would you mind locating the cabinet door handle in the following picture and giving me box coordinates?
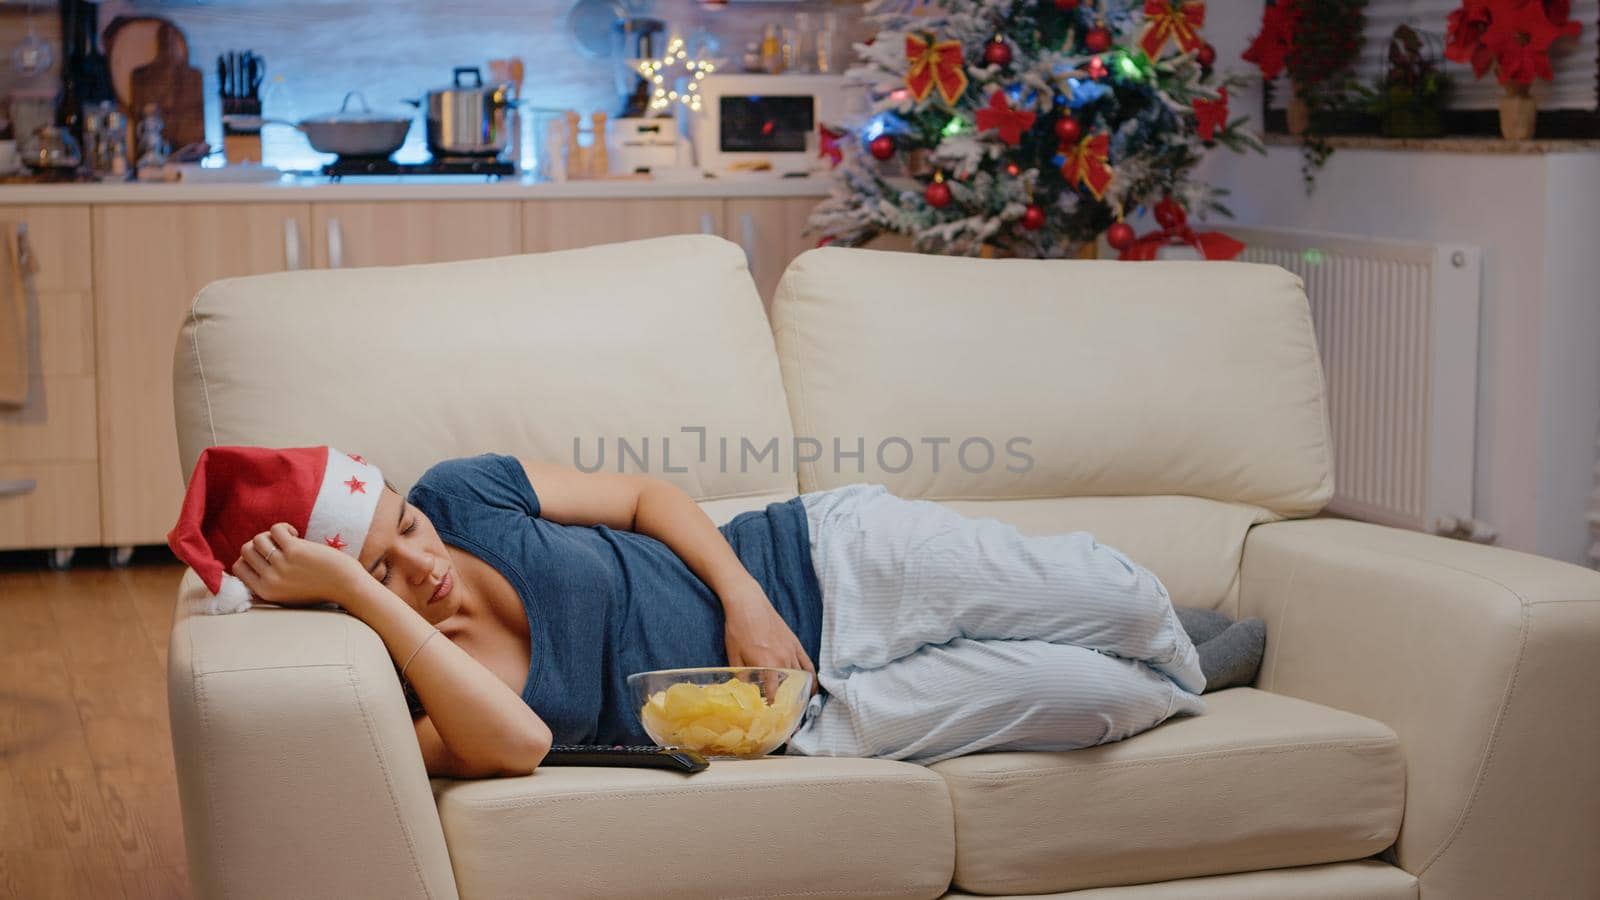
[14,222,38,275]
[283,217,302,271]
[327,216,344,269]
[0,478,38,498]
[738,213,756,267]
[699,212,715,235]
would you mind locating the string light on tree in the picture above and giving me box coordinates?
[635,36,719,113]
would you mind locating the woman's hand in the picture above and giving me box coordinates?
[721,580,819,697]
[231,523,369,611]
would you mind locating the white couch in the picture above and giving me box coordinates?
[167,235,1600,899]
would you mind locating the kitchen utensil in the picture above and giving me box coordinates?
[12,5,54,77]
[626,667,813,760]
[410,67,513,158]
[614,17,665,118]
[128,21,204,150]
[104,15,186,110]
[20,126,83,170]
[225,91,411,159]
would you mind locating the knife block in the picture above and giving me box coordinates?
[222,129,262,164]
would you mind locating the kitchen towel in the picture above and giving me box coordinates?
[0,222,37,408]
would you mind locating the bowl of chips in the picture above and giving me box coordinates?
[627,667,814,760]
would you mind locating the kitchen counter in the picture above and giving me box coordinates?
[0,173,835,204]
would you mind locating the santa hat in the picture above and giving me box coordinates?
[167,446,385,615]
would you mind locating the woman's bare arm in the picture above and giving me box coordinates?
[344,579,553,776]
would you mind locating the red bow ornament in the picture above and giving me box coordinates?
[1061,132,1113,200]
[1192,87,1228,141]
[1242,1,1301,81]
[906,34,969,105]
[974,91,1037,145]
[818,125,845,167]
[1140,0,1207,58]
[1118,198,1244,261]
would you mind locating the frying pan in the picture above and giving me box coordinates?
[224,91,412,158]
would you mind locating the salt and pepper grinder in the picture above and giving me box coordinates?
[590,111,608,177]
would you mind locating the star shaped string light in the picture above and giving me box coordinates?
[635,36,720,113]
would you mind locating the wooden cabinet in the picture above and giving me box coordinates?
[0,206,100,550]
[725,197,821,309]
[522,199,722,253]
[92,203,312,546]
[311,202,522,269]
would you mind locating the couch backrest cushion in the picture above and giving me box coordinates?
[173,235,797,502]
[770,248,1334,518]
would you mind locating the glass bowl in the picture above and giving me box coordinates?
[626,666,813,760]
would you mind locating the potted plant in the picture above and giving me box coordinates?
[1369,25,1452,138]
[1244,0,1368,136]
[1444,0,1582,140]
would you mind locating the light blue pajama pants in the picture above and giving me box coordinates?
[784,483,1207,766]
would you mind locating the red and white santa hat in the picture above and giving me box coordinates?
[167,445,385,615]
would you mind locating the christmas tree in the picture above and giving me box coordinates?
[810,0,1257,258]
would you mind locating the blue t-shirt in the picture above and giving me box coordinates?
[407,454,822,745]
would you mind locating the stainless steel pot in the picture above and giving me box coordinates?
[415,67,513,157]
[225,91,412,159]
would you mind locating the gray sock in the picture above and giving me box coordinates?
[1174,606,1233,646]
[1196,617,1266,693]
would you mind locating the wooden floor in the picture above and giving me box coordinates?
[0,552,191,900]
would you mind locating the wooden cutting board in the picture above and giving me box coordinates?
[105,15,188,111]
[128,21,205,152]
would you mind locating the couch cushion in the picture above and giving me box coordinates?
[174,235,797,502]
[928,688,1404,894]
[434,755,954,900]
[770,248,1333,518]
[938,860,1417,899]
[934,495,1275,613]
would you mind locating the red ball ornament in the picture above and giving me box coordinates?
[984,37,1013,67]
[1021,204,1045,231]
[1106,222,1136,251]
[1197,43,1217,68]
[1054,117,1081,144]
[1084,27,1112,54]
[1054,0,1080,8]
[1154,197,1185,229]
[925,177,952,209]
[869,134,895,160]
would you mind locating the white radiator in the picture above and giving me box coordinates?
[1225,225,1490,540]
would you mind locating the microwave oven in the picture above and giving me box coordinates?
[693,74,856,176]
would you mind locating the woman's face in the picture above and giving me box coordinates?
[357,487,462,625]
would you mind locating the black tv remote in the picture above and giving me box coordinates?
[541,744,709,774]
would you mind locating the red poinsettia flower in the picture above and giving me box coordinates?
[1242,1,1302,80]
[1445,0,1495,77]
[1483,0,1582,85]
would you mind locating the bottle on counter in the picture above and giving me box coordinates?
[760,23,784,74]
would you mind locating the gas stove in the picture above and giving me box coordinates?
[321,156,515,180]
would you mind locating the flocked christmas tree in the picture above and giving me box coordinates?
[811,0,1259,258]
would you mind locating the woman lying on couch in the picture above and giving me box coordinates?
[168,445,1264,777]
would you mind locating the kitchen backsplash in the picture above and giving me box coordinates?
[5,0,865,169]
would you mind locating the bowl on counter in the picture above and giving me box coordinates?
[627,666,813,760]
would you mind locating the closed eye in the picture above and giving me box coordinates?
[379,517,421,585]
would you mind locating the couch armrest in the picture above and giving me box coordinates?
[168,570,459,900]
[1239,519,1600,899]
